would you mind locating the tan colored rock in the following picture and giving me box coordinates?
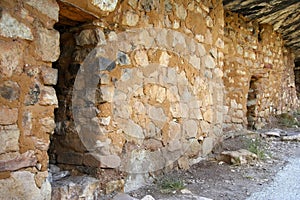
[40,117,56,134]
[39,86,58,106]
[0,171,51,200]
[92,0,118,12]
[0,40,23,78]
[134,50,149,67]
[0,107,18,125]
[175,4,187,20]
[0,125,19,154]
[220,149,258,165]
[52,176,101,199]
[122,11,139,27]
[178,156,189,170]
[25,0,59,22]
[40,67,58,85]
[35,27,60,62]
[202,137,214,156]
[0,12,33,40]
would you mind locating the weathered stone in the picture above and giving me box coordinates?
[141,195,156,200]
[100,86,114,102]
[75,29,97,46]
[159,51,170,67]
[25,84,40,106]
[0,125,20,154]
[220,149,257,165]
[39,86,58,106]
[92,0,118,12]
[0,171,51,200]
[117,51,131,65]
[106,179,125,194]
[178,156,189,170]
[203,109,214,123]
[168,121,182,140]
[25,0,59,22]
[148,106,167,128]
[0,107,18,125]
[22,111,32,136]
[170,103,188,118]
[134,50,149,67]
[175,4,187,20]
[202,137,214,156]
[0,81,20,101]
[189,55,201,69]
[282,133,300,142]
[117,119,144,139]
[0,41,23,78]
[122,11,139,27]
[202,55,216,69]
[40,117,56,134]
[183,120,198,138]
[32,136,50,151]
[0,12,33,40]
[143,139,162,151]
[34,171,48,188]
[51,176,101,199]
[41,67,58,85]
[112,193,138,200]
[168,139,181,152]
[128,0,138,9]
[35,27,60,62]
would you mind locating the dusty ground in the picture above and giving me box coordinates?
[125,121,300,200]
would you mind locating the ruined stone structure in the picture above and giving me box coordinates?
[0,0,299,199]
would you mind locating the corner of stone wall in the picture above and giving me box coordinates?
[0,0,60,199]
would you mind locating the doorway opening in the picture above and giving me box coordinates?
[247,76,259,129]
[295,60,300,99]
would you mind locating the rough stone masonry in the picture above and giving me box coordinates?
[0,0,299,199]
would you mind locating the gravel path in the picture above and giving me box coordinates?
[247,148,300,200]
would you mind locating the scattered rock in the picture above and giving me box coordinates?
[220,149,257,165]
[281,133,300,142]
[51,176,101,199]
[141,194,156,200]
[112,193,138,200]
[181,188,192,194]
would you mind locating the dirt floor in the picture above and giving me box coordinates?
[124,117,300,200]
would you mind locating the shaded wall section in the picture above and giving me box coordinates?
[0,0,60,199]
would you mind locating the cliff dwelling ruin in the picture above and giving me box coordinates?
[0,0,299,199]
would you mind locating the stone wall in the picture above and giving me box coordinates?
[1,0,300,198]
[50,0,225,192]
[0,0,60,199]
[223,11,299,131]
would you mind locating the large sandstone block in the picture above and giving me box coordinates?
[0,107,18,125]
[25,0,59,22]
[35,27,60,62]
[0,125,20,154]
[0,12,33,40]
[0,171,51,200]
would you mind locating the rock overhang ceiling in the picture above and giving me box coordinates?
[223,0,300,63]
